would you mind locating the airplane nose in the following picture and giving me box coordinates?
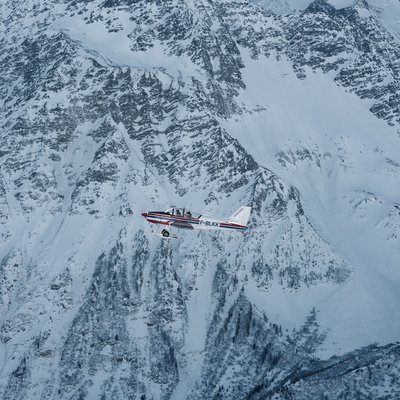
[141,212,148,218]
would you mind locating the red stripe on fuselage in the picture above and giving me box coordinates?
[146,219,171,226]
[220,222,247,229]
[147,213,247,230]
[148,212,197,222]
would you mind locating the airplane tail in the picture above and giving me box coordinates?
[228,206,251,226]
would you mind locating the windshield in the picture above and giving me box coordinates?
[164,208,201,218]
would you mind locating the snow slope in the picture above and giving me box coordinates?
[225,51,400,355]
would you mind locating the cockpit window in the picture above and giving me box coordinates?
[164,208,200,218]
[184,210,200,219]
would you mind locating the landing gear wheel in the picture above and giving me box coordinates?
[161,229,170,237]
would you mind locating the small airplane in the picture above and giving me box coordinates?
[141,206,251,238]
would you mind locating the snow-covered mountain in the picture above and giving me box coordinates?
[1,0,400,398]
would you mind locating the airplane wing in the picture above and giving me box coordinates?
[171,221,194,230]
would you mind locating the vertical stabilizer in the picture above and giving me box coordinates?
[228,206,251,226]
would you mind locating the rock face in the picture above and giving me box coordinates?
[0,0,400,399]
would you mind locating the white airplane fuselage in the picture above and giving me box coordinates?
[141,211,248,232]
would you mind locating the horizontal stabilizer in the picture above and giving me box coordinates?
[228,206,251,227]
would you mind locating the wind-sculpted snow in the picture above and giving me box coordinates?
[250,343,400,399]
[377,203,400,241]
[0,0,400,399]
[222,0,400,129]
